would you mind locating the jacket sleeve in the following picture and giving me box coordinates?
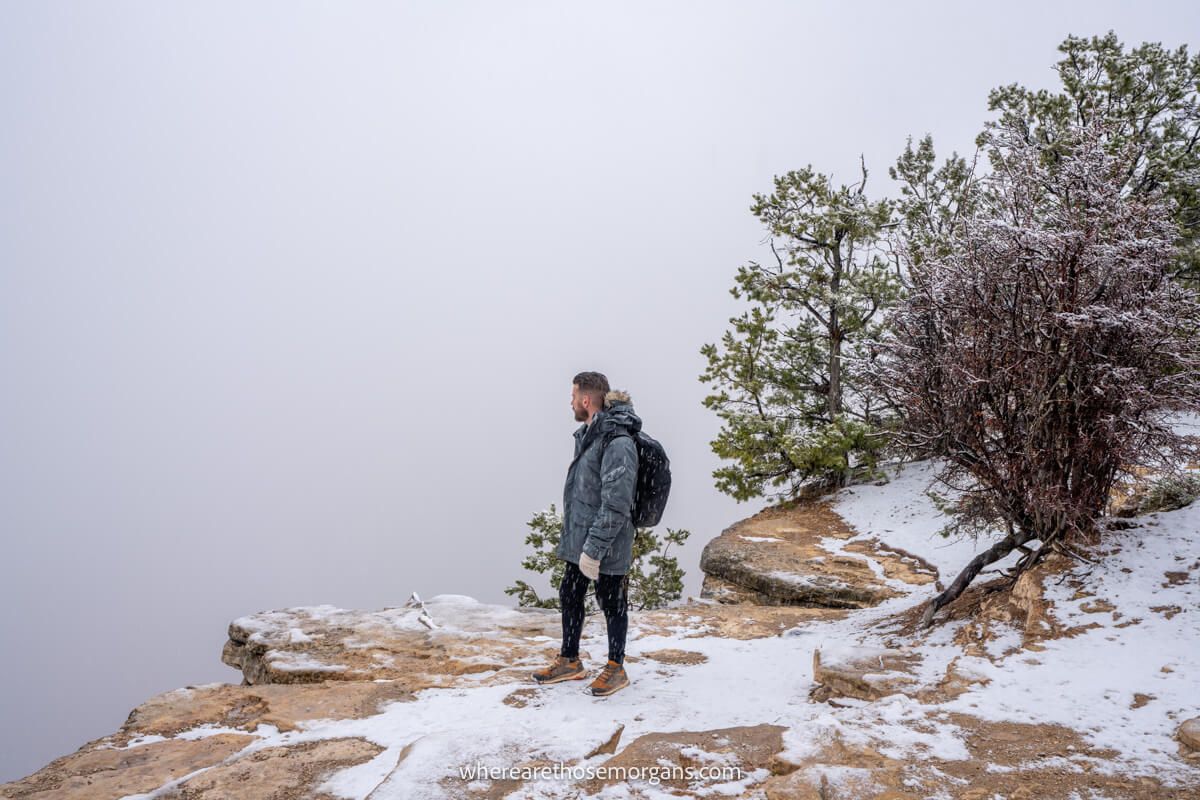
[581,435,638,562]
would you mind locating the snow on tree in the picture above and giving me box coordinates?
[983,31,1200,286]
[866,113,1200,626]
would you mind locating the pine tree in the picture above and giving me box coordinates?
[699,160,901,501]
[983,31,1200,286]
[889,134,980,267]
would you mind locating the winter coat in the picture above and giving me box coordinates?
[557,390,641,575]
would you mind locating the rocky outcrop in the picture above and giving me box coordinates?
[0,682,404,800]
[699,500,937,608]
[0,733,259,800]
[124,681,417,734]
[5,580,1193,800]
[221,594,563,687]
[7,467,1199,800]
[2,597,851,800]
[218,593,848,687]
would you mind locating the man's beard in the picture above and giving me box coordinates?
[574,406,587,422]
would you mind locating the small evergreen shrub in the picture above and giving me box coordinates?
[505,503,690,613]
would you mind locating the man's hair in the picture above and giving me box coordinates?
[573,371,609,407]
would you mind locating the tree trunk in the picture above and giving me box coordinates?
[919,528,1039,627]
[828,236,844,420]
[829,234,849,487]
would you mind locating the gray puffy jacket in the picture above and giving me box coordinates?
[557,390,641,575]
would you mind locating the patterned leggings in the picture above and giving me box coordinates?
[558,559,630,665]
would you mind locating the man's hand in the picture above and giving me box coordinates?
[579,552,601,580]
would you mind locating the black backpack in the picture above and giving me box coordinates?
[605,429,672,528]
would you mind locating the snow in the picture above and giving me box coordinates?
[233,595,559,649]
[820,452,1199,783]
[813,642,891,670]
[267,652,348,673]
[936,505,1200,778]
[829,458,1023,582]
[287,627,313,644]
[764,570,851,591]
[979,623,1023,660]
[109,734,168,750]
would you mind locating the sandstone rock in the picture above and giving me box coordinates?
[0,680,421,800]
[699,501,935,609]
[501,687,539,708]
[951,554,1079,657]
[636,599,847,640]
[764,712,1160,800]
[221,594,847,688]
[700,572,786,604]
[763,768,903,800]
[641,648,708,665]
[580,724,785,796]
[1179,717,1200,753]
[762,736,910,800]
[124,681,414,735]
[0,734,254,800]
[811,644,920,701]
[584,724,624,758]
[160,737,383,799]
[925,656,991,702]
[222,594,564,686]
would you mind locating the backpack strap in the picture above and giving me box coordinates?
[601,428,634,450]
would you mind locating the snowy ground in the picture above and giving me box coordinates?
[119,451,1200,799]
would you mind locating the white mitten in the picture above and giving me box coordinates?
[579,552,601,580]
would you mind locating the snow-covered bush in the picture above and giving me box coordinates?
[868,114,1200,624]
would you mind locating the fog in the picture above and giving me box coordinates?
[2,0,1195,783]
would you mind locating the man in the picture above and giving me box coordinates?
[530,371,640,697]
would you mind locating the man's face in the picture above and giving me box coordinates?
[571,384,591,422]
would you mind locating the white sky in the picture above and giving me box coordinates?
[1,0,1196,784]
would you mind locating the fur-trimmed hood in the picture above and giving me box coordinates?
[592,389,641,437]
[604,389,632,409]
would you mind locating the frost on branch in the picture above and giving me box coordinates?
[867,115,1200,626]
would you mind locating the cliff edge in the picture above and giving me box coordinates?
[3,458,1198,799]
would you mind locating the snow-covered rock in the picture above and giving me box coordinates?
[1180,718,1200,757]
[811,643,921,702]
[222,595,564,687]
[699,499,937,608]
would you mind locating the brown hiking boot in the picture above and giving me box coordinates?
[588,659,629,697]
[531,655,586,684]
